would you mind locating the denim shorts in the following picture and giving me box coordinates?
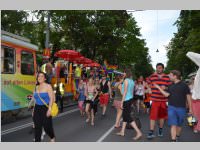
[168,105,186,126]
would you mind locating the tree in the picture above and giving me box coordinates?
[166,10,200,78]
[1,10,153,77]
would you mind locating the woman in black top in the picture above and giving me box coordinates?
[99,74,112,116]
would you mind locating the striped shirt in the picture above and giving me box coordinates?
[148,73,171,102]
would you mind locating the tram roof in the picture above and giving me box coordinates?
[1,30,38,51]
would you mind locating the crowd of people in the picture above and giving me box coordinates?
[28,59,200,142]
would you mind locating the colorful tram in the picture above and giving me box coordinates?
[1,30,38,119]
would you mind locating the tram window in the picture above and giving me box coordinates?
[21,51,34,75]
[1,46,15,74]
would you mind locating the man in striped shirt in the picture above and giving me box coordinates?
[147,63,171,139]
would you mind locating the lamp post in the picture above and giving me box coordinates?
[43,11,51,62]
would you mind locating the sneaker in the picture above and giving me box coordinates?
[158,129,163,137]
[147,132,155,139]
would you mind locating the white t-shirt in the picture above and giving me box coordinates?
[187,52,200,100]
[135,84,145,96]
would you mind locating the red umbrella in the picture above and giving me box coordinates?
[82,58,93,64]
[54,50,81,61]
[74,57,93,64]
[72,56,86,64]
[84,62,100,67]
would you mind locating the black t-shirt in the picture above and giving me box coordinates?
[167,81,191,108]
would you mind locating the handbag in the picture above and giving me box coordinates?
[37,87,59,117]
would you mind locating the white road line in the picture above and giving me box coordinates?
[97,118,123,142]
[96,124,115,142]
[1,108,79,136]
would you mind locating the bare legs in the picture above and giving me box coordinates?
[102,105,107,115]
[150,119,164,130]
[91,109,94,126]
[115,108,122,127]
[171,125,182,140]
[85,103,94,125]
[85,103,90,122]
[117,121,142,140]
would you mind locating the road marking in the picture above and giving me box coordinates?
[1,108,79,136]
[97,118,122,142]
[96,124,115,142]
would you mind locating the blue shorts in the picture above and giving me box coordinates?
[168,105,186,126]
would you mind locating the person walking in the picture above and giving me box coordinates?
[147,63,171,139]
[135,76,145,114]
[154,70,192,141]
[93,77,101,115]
[187,52,200,133]
[113,76,124,128]
[189,75,200,133]
[75,65,82,89]
[85,77,98,126]
[99,74,112,117]
[28,96,46,141]
[77,79,86,116]
[33,71,56,142]
[55,78,64,113]
[116,69,142,140]
[143,79,151,114]
[45,59,53,84]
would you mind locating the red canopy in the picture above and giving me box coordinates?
[72,56,86,64]
[54,50,81,61]
[84,62,101,67]
[74,57,93,64]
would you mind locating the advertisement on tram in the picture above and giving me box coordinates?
[1,30,38,113]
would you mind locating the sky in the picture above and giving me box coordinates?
[129,10,180,69]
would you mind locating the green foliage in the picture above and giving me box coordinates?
[166,10,200,78]
[1,10,154,77]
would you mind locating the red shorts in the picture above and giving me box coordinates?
[100,94,109,105]
[150,101,168,120]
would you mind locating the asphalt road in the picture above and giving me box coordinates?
[1,103,200,142]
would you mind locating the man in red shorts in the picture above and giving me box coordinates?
[147,63,171,139]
